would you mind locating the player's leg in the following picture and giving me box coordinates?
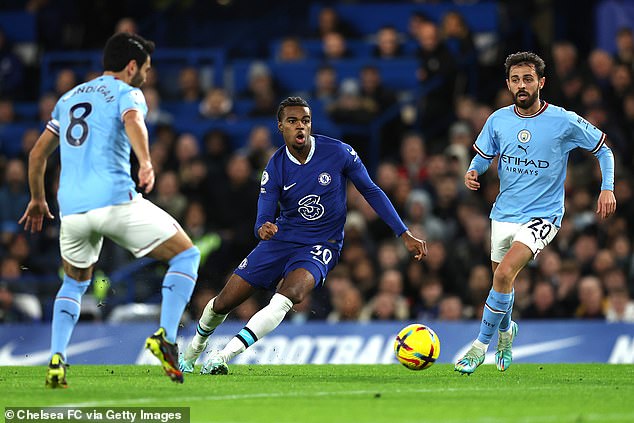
[494,219,557,371]
[47,213,101,388]
[106,196,197,383]
[180,274,256,373]
[455,243,530,374]
[202,268,314,375]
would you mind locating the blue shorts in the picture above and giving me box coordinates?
[234,239,340,291]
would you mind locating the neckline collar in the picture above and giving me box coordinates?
[285,135,315,164]
[513,100,548,118]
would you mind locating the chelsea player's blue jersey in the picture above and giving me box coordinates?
[257,134,407,249]
[470,101,613,226]
[46,75,147,217]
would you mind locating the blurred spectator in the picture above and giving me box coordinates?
[0,159,29,239]
[313,6,357,39]
[359,65,397,113]
[143,86,173,126]
[613,27,634,68]
[440,10,477,94]
[555,259,582,316]
[360,291,409,321]
[523,280,564,319]
[0,97,15,123]
[276,36,306,62]
[174,133,201,169]
[54,69,77,96]
[546,41,583,110]
[587,49,614,94]
[575,276,606,319]
[414,19,457,138]
[114,17,138,34]
[0,29,24,98]
[240,125,276,174]
[404,189,446,242]
[0,282,34,322]
[605,286,634,322]
[321,31,351,61]
[327,78,378,125]
[453,212,490,282]
[152,170,187,221]
[438,294,464,321]
[178,67,203,102]
[396,131,427,186]
[202,129,232,179]
[179,157,208,201]
[38,92,57,123]
[311,64,338,106]
[327,284,363,322]
[241,61,280,102]
[199,87,234,120]
[411,276,443,320]
[372,25,405,59]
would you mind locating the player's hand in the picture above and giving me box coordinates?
[464,170,480,191]
[401,230,427,261]
[258,222,278,240]
[18,199,54,233]
[596,189,616,219]
[137,162,155,193]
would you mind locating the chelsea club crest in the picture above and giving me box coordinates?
[517,129,531,143]
[318,172,332,186]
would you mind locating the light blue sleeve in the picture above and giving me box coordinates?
[563,111,605,152]
[119,87,148,119]
[46,101,62,136]
[595,143,615,191]
[468,114,497,175]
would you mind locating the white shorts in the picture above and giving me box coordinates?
[60,194,181,268]
[490,218,559,263]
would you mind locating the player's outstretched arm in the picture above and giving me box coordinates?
[596,190,616,219]
[401,230,427,261]
[19,129,58,233]
[464,170,480,191]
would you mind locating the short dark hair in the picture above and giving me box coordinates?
[277,96,310,121]
[504,51,546,78]
[103,32,155,72]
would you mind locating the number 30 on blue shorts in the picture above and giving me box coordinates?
[233,239,340,291]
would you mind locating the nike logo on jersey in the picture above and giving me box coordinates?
[283,183,297,191]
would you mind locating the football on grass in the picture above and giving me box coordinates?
[394,323,440,370]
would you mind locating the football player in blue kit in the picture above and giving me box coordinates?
[20,33,198,386]
[180,96,427,374]
[454,52,616,375]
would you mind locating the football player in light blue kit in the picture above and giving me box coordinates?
[179,96,427,374]
[19,33,199,386]
[454,52,617,374]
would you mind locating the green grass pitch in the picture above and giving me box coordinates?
[2,364,634,423]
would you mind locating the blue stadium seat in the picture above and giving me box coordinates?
[0,11,36,42]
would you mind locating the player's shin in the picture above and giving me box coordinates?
[498,289,515,332]
[50,276,90,358]
[219,293,293,362]
[476,289,513,346]
[159,247,199,343]
[192,297,227,347]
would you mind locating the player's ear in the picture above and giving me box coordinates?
[539,76,545,90]
[277,122,283,132]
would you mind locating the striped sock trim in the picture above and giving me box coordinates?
[236,327,258,349]
[196,323,214,337]
[484,302,507,315]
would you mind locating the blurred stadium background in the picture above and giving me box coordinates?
[0,0,633,365]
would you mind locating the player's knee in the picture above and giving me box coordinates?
[493,264,515,288]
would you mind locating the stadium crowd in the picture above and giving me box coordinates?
[1,1,634,325]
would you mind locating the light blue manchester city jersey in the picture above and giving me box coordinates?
[46,75,147,216]
[470,101,611,225]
